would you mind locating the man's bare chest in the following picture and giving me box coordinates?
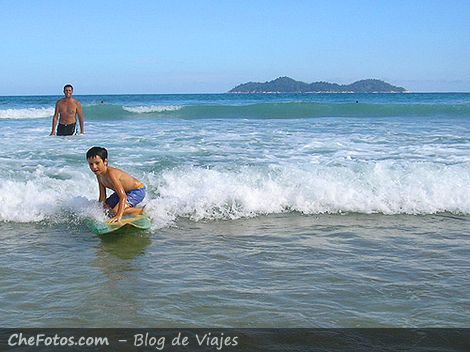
[59,102,77,115]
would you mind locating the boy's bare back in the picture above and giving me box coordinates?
[97,166,143,193]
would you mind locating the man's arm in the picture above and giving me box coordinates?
[50,101,59,135]
[76,101,85,134]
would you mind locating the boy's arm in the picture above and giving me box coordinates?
[98,180,107,204]
[108,171,127,223]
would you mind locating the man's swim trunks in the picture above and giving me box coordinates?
[106,187,146,209]
[57,123,76,136]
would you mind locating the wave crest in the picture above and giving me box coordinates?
[0,107,54,120]
[1,163,468,226]
[122,105,182,113]
[144,162,470,227]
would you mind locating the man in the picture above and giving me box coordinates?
[50,84,85,136]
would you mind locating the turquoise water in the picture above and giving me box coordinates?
[0,93,469,327]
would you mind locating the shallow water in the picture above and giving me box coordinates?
[1,93,469,327]
[1,213,468,327]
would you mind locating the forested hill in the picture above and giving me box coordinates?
[229,77,406,93]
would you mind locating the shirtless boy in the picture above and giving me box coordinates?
[86,147,146,223]
[50,84,85,136]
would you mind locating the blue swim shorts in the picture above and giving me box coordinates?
[106,187,146,209]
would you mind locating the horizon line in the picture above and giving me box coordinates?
[2,91,470,97]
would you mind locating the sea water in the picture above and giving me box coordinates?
[0,93,469,327]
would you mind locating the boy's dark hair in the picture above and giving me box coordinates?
[64,84,73,90]
[86,147,108,161]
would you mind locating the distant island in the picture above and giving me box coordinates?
[228,77,407,93]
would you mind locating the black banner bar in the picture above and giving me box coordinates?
[0,328,468,351]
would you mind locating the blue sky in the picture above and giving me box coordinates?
[1,0,469,94]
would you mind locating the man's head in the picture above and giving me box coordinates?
[86,147,108,175]
[63,84,73,98]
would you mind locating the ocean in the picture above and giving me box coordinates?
[0,93,469,327]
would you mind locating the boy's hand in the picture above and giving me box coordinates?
[108,215,122,224]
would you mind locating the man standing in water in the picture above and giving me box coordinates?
[50,84,85,136]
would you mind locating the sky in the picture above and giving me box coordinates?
[1,0,469,94]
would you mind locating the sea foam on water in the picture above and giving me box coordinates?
[1,161,468,225]
[143,161,470,227]
[0,107,54,120]
[0,93,469,227]
[122,105,182,113]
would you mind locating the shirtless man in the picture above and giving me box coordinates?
[86,147,146,223]
[50,84,85,136]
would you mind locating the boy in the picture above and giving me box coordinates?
[86,147,146,223]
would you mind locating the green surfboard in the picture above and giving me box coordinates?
[88,214,151,235]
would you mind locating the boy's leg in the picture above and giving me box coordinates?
[123,207,144,216]
[124,187,146,216]
[105,193,119,215]
[110,188,146,218]
[111,203,144,217]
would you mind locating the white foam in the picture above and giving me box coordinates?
[1,162,468,226]
[122,105,182,113]
[0,167,99,223]
[0,107,54,119]
[142,162,470,227]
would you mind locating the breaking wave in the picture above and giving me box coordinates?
[1,162,468,227]
[3,102,469,120]
[0,107,54,120]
